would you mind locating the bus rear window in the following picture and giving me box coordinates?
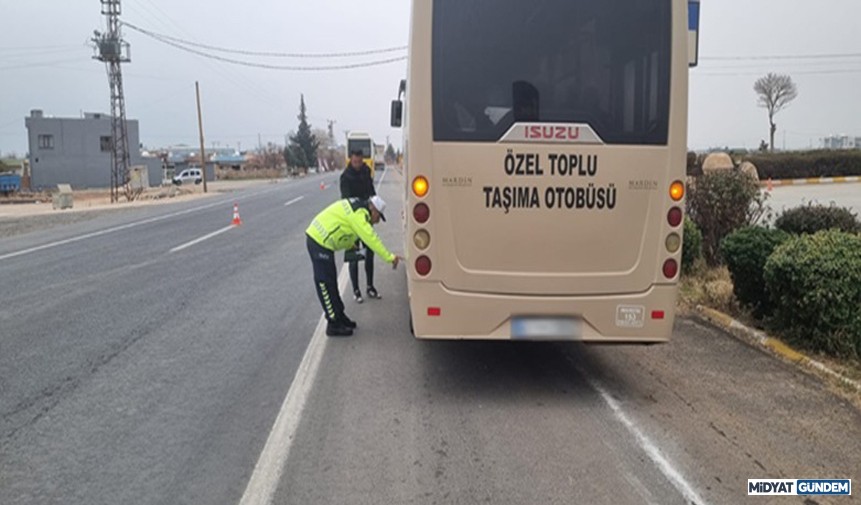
[432,0,672,145]
[347,140,373,158]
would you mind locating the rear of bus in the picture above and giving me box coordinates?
[346,132,376,178]
[396,0,698,342]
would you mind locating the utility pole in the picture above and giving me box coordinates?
[196,81,208,193]
[327,119,336,141]
[92,0,132,203]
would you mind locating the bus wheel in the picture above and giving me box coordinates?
[408,311,415,336]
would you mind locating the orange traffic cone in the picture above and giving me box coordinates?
[232,202,242,226]
[766,177,774,192]
[320,181,326,190]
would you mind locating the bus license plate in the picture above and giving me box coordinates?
[511,317,582,340]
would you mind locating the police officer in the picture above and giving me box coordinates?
[340,148,378,303]
[305,195,402,337]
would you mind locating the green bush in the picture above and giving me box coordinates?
[720,226,790,317]
[687,169,768,265]
[686,151,702,177]
[744,150,861,180]
[764,230,861,358]
[775,203,861,235]
[682,217,703,273]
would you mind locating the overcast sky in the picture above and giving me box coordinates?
[1,0,860,156]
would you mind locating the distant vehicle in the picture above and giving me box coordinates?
[172,168,202,185]
[374,143,386,173]
[0,173,22,195]
[345,132,375,178]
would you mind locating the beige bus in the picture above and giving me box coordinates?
[391,0,700,341]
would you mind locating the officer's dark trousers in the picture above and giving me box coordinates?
[306,235,344,322]
[349,246,374,292]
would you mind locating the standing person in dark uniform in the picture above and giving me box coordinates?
[340,148,380,303]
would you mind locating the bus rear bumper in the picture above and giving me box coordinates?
[409,282,678,342]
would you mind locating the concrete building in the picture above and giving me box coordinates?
[25,109,162,189]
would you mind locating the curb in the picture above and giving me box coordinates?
[694,305,861,394]
[761,176,861,188]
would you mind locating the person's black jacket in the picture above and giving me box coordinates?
[340,163,375,200]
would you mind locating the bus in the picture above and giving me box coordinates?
[390,0,700,342]
[345,131,376,178]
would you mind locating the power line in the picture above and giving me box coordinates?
[702,52,861,61]
[695,68,861,77]
[123,2,284,106]
[122,21,406,58]
[127,25,407,71]
[0,44,84,52]
[0,58,92,71]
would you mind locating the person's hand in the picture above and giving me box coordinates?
[392,255,403,269]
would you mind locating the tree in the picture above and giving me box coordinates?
[285,94,320,174]
[754,73,798,152]
[248,142,284,170]
[313,127,343,172]
[385,143,396,164]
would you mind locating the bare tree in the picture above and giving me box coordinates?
[754,73,798,152]
[250,142,285,171]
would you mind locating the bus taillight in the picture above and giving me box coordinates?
[670,181,685,202]
[667,207,683,227]
[413,176,429,198]
[416,255,432,276]
[662,259,679,279]
[665,233,681,253]
[414,202,430,223]
[414,230,431,250]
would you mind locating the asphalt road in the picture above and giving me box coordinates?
[1,170,858,505]
[766,182,861,217]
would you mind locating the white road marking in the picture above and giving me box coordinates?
[376,165,388,188]
[0,198,230,262]
[238,165,389,505]
[237,268,349,505]
[0,180,312,262]
[169,225,236,253]
[580,371,710,505]
[284,196,305,207]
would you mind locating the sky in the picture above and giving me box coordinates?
[1,0,860,157]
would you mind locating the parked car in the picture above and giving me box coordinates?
[173,168,202,185]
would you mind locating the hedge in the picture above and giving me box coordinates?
[743,150,861,180]
[775,203,861,235]
[720,226,790,317]
[686,169,766,265]
[682,217,703,273]
[764,230,861,358]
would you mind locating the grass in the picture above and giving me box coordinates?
[678,261,740,317]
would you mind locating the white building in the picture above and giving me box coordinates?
[822,135,861,150]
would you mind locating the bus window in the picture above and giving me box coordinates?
[432,0,671,145]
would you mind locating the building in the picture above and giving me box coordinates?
[155,145,240,182]
[25,109,162,189]
[822,135,861,150]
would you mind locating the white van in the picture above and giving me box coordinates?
[172,168,202,185]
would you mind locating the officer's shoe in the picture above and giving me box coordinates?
[353,289,364,304]
[367,286,382,300]
[338,314,357,329]
[326,321,353,337]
